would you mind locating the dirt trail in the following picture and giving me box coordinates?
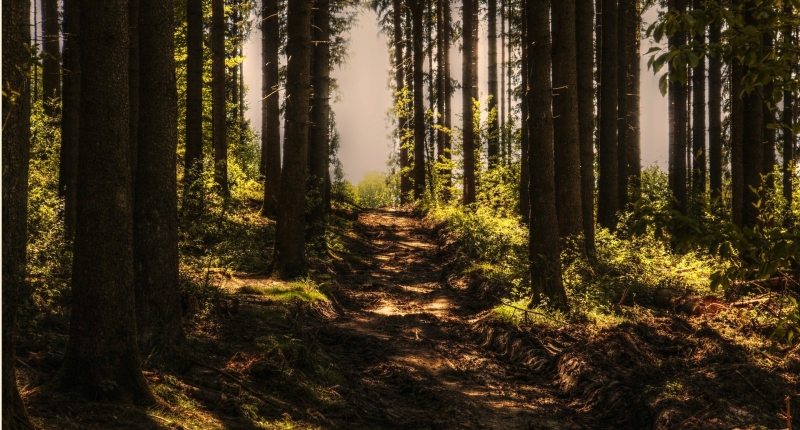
[318,209,574,429]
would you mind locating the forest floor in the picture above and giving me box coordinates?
[18,208,800,429]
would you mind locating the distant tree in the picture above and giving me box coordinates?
[357,171,395,207]
[261,0,281,217]
[184,0,204,209]
[731,59,744,226]
[526,0,568,309]
[782,3,795,210]
[598,0,619,229]
[59,0,80,237]
[134,0,184,363]
[668,0,688,215]
[487,0,499,167]
[42,0,60,116]
[691,0,706,211]
[741,0,764,228]
[411,0,426,199]
[399,0,413,203]
[3,0,34,425]
[212,0,229,195]
[762,32,776,191]
[442,0,452,191]
[271,0,312,279]
[462,0,477,204]
[708,13,723,201]
[519,3,529,223]
[576,0,595,253]
[308,0,332,244]
[625,1,641,198]
[56,0,155,403]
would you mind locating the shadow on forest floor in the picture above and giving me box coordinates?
[17,207,800,429]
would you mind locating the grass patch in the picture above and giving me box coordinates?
[238,279,327,302]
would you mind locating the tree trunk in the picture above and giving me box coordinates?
[519,1,529,222]
[129,0,139,183]
[731,59,744,226]
[261,0,281,217]
[500,0,506,163]
[271,0,312,279]
[2,0,34,425]
[436,0,445,163]
[443,0,452,191]
[394,0,410,203]
[552,0,583,240]
[626,4,641,199]
[57,0,155,404]
[691,0,706,212]
[576,0,595,253]
[616,0,629,210]
[184,0,204,210]
[134,0,184,365]
[708,16,722,201]
[741,2,763,228]
[401,6,414,203]
[42,0,60,116]
[212,0,228,195]
[668,0,687,214]
[762,36,776,190]
[308,0,331,245]
[59,0,80,238]
[462,0,477,204]
[412,0,425,199]
[487,0,499,167]
[783,4,795,211]
[527,0,568,309]
[598,0,619,228]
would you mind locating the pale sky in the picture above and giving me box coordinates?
[243,5,670,184]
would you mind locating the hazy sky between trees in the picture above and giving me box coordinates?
[243,5,669,183]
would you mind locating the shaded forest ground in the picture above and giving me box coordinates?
[17,208,800,429]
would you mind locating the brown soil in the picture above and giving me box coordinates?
[18,208,800,429]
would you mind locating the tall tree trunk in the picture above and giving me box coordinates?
[394,0,410,203]
[462,0,477,204]
[261,0,281,216]
[308,0,331,245]
[762,33,776,190]
[412,0,425,199]
[708,16,722,201]
[691,0,706,212]
[212,0,228,195]
[42,0,60,115]
[436,0,445,163]
[668,0,688,214]
[527,0,568,309]
[184,0,204,209]
[731,59,744,226]
[552,0,583,240]
[500,0,506,163]
[134,0,184,364]
[56,0,155,404]
[598,0,619,228]
[129,0,139,183]
[427,0,435,195]
[576,0,595,253]
[741,2,764,228]
[2,0,34,425]
[59,0,79,238]
[616,0,629,210]
[401,6,414,202]
[519,0,529,222]
[487,0,499,167]
[626,4,641,199]
[271,0,312,279]
[443,0,452,191]
[783,4,795,211]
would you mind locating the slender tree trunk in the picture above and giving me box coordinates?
[462,0,477,204]
[626,4,641,198]
[616,0,629,210]
[783,4,795,211]
[552,0,583,240]
[731,59,744,226]
[402,5,414,202]
[437,0,445,163]
[271,0,312,279]
[668,0,688,214]
[443,0,452,191]
[519,0,529,222]
[308,0,331,245]
[129,0,140,184]
[576,0,595,253]
[500,0,506,163]
[427,0,435,195]
[598,0,619,228]
[134,0,183,364]
[184,0,204,209]
[261,0,281,216]
[42,0,60,116]
[212,0,228,195]
[412,0,426,199]
[741,2,764,228]
[527,0,568,309]
[59,0,79,238]
[762,34,776,190]
[394,0,410,203]
[708,16,722,201]
[2,0,34,425]
[57,0,155,404]
[487,0,499,167]
[691,0,706,212]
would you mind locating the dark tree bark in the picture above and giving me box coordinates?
[625,4,641,199]
[527,0,568,309]
[731,60,744,226]
[462,0,477,204]
[691,0,706,211]
[212,0,228,195]
[500,0,506,162]
[487,0,499,166]
[598,0,619,228]
[402,5,414,202]
[519,2,529,222]
[308,0,331,244]
[129,0,139,182]
[56,0,155,404]
[134,0,184,363]
[616,0,629,210]
[271,0,312,279]
[552,0,583,240]
[436,0,446,162]
[261,0,281,216]
[783,4,795,210]
[576,0,595,253]
[412,0,426,199]
[668,0,688,214]
[394,0,411,203]
[184,0,204,208]
[2,0,34,426]
[762,36,776,190]
[443,0,452,191]
[741,3,764,228]
[42,0,60,115]
[59,0,80,238]
[708,17,722,201]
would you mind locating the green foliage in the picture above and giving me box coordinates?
[354,171,396,208]
[238,278,328,302]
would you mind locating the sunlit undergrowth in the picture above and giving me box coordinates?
[238,278,328,302]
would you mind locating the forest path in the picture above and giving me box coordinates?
[318,208,574,429]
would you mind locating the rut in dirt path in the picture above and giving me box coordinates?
[317,209,575,430]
